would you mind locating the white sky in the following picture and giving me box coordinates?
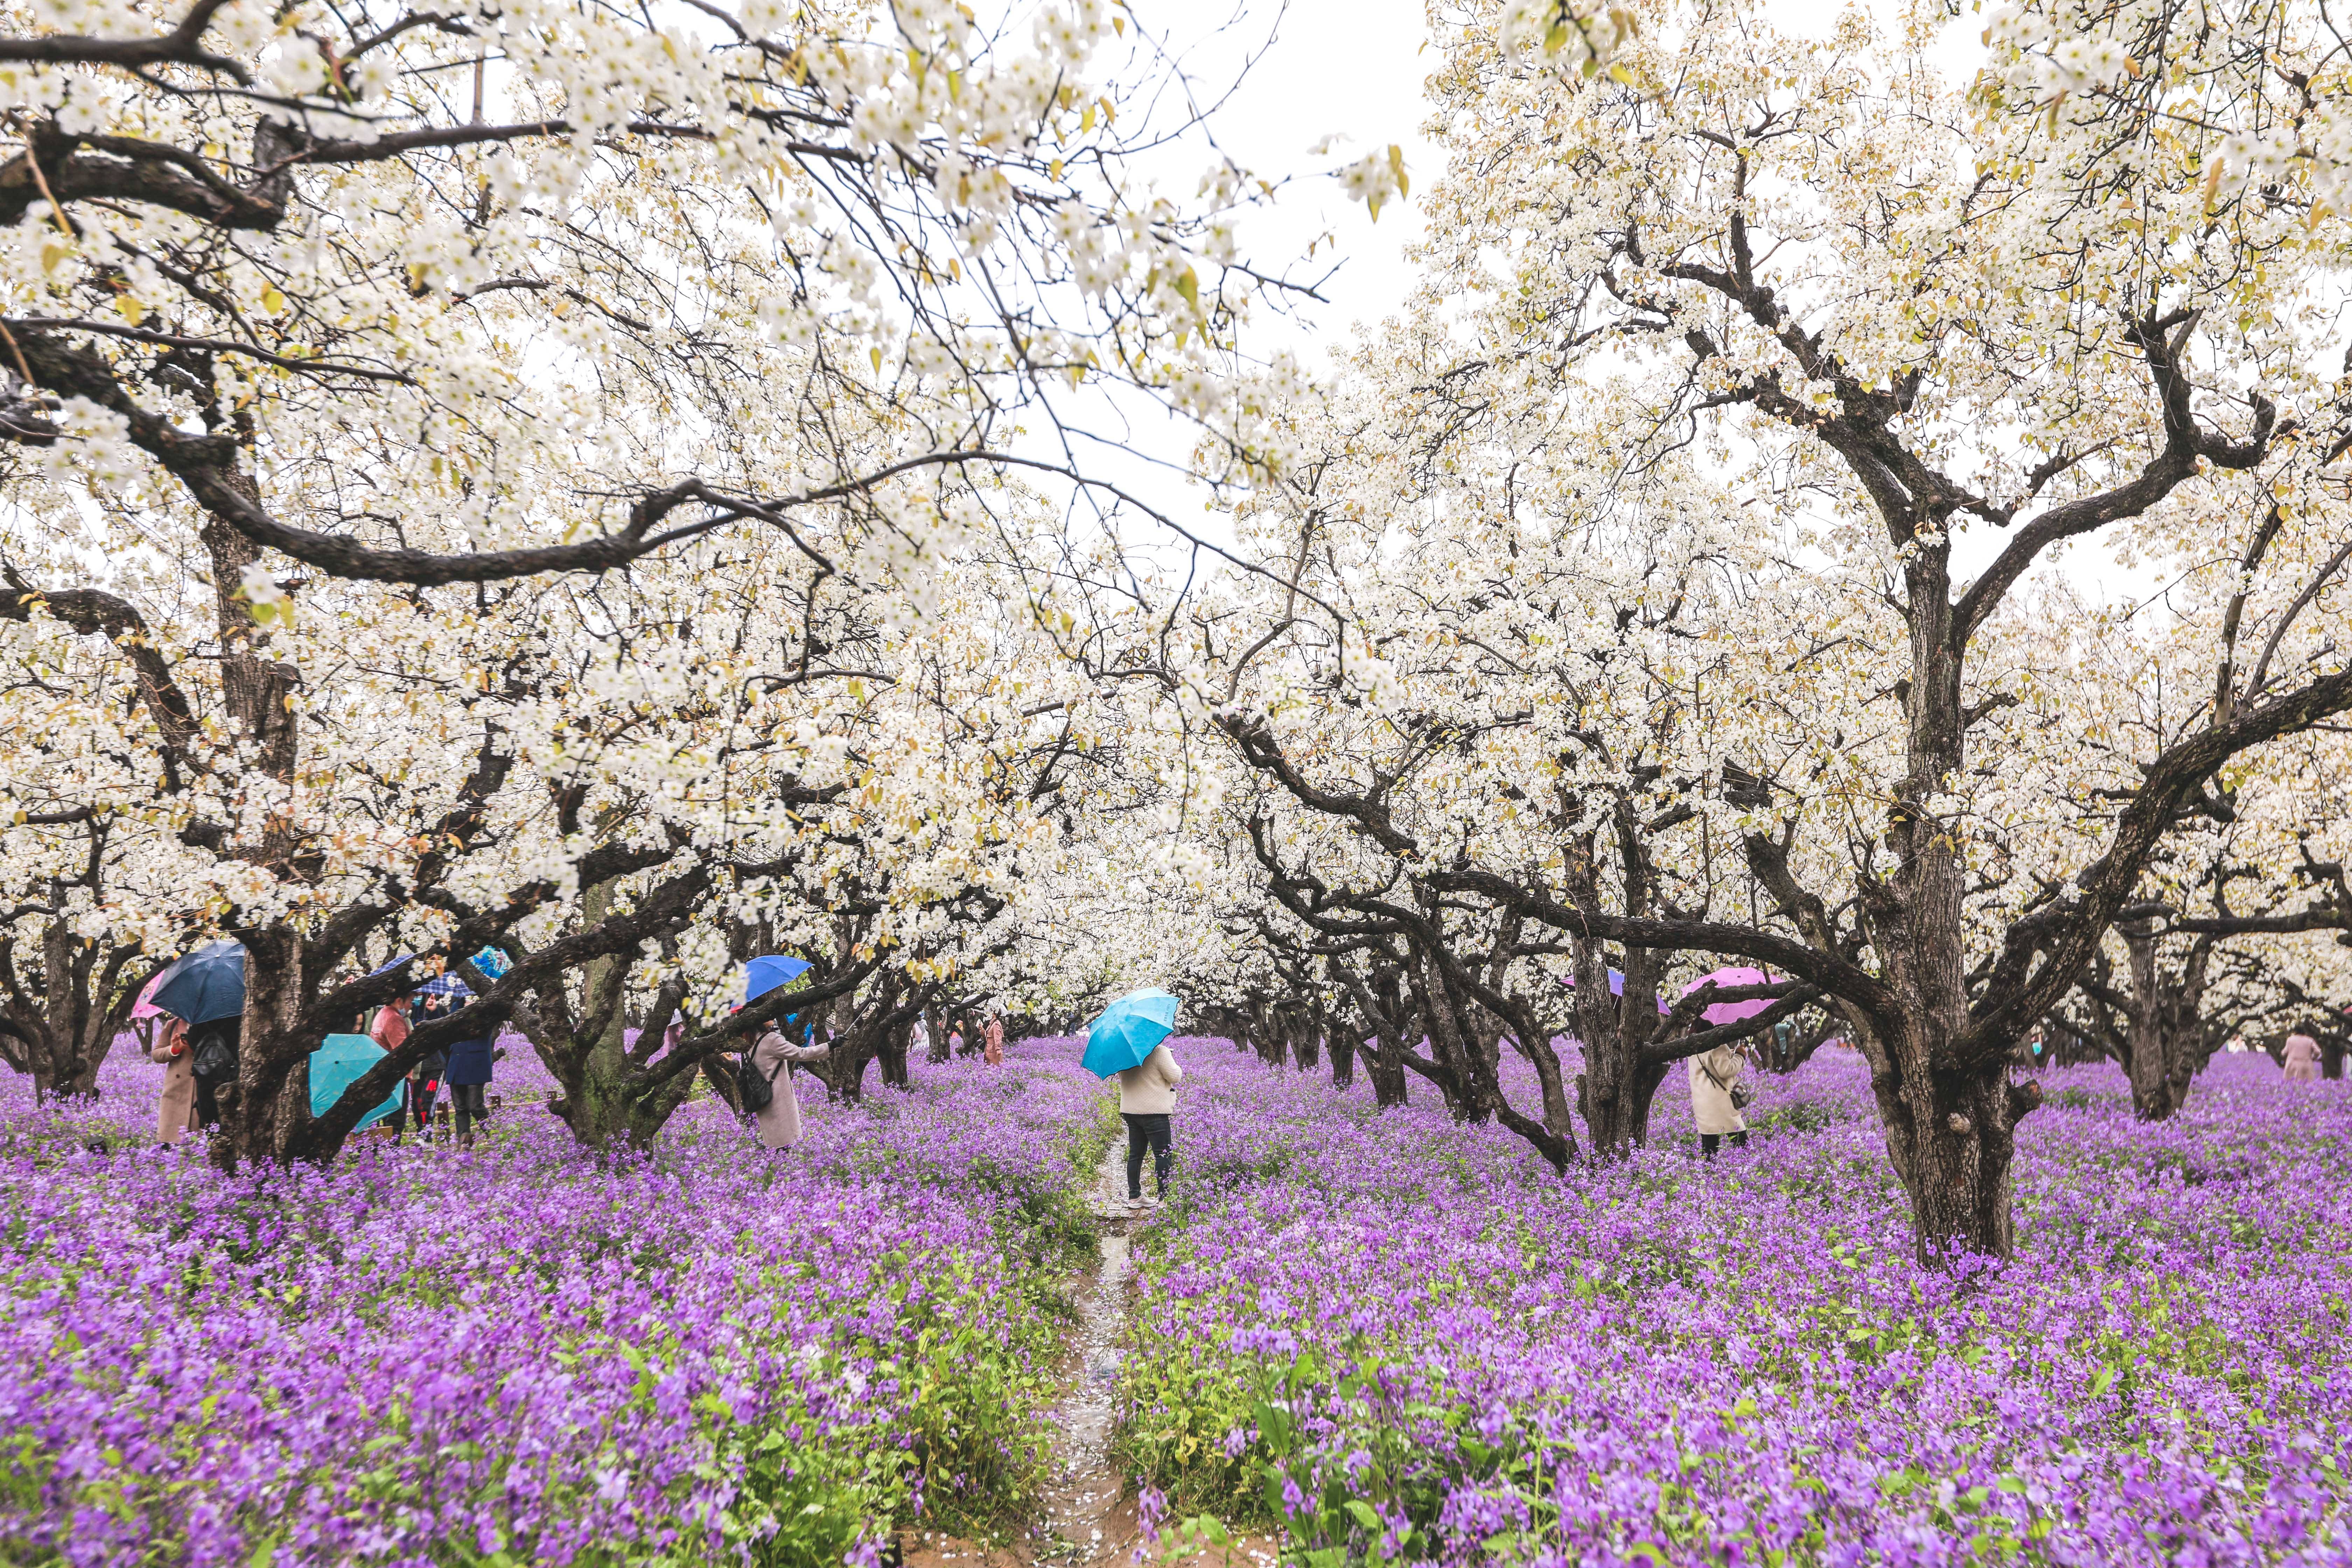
[1088,0,2163,606]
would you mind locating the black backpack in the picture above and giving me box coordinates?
[737,1046,779,1114]
[188,1020,238,1082]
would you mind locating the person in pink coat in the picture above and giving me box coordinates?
[147,1015,196,1144]
[748,1023,830,1149]
[2283,1032,2323,1082]
[983,1013,1005,1065]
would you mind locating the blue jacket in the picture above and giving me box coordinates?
[444,1034,495,1086]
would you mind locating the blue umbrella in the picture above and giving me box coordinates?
[744,954,811,1002]
[151,940,246,1025]
[416,972,473,1000]
[469,946,512,980]
[1080,987,1181,1079]
[309,1033,403,1130]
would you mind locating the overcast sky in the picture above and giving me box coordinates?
[1083,0,2168,607]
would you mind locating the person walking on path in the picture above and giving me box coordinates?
[1689,1040,1750,1158]
[1116,1041,1183,1209]
[147,1015,196,1145]
[444,1015,500,1149]
[2284,1031,2324,1082]
[749,1021,831,1150]
[984,1012,1005,1066]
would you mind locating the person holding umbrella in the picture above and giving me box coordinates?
[1680,967,1769,1159]
[1082,988,1184,1211]
[150,940,246,1136]
[738,956,825,1150]
[146,1011,197,1145]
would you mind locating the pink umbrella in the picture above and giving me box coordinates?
[1681,966,1774,1028]
[130,969,169,1020]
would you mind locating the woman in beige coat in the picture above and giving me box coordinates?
[2283,1032,2323,1082]
[749,1025,831,1149]
[147,1016,196,1144]
[1116,1041,1184,1208]
[1688,1041,1749,1158]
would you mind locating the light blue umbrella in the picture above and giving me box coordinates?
[743,954,811,1002]
[1080,988,1181,1079]
[309,1033,403,1130]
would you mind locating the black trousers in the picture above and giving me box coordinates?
[1699,1130,1749,1158]
[1123,1112,1172,1198]
[192,1073,223,1130]
[410,1080,438,1133]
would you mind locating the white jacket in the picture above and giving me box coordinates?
[1688,1044,1746,1136]
[1117,1043,1185,1115]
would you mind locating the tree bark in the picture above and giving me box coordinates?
[1326,1027,1355,1090]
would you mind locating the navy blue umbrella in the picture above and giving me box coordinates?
[151,940,246,1025]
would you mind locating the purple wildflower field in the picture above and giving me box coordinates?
[1121,1044,2352,1568]
[1,1037,1113,1567]
[8,1034,2350,1568]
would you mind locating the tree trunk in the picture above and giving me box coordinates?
[1857,1009,2038,1265]
[24,918,131,1099]
[924,1003,948,1064]
[1410,952,1494,1123]
[1862,561,2038,1264]
[1327,1028,1355,1090]
[877,1016,910,1090]
[1569,942,1647,1157]
[219,924,306,1169]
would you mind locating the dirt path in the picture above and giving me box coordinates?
[1026,1142,1147,1565]
[903,1144,1143,1568]
[903,1142,1268,1568]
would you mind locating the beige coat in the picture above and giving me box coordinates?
[1117,1043,1184,1115]
[2284,1033,2323,1082]
[1688,1044,1746,1136]
[148,1022,197,1144]
[750,1029,830,1149]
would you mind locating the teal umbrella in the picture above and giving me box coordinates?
[1079,988,1181,1079]
[309,1033,403,1130]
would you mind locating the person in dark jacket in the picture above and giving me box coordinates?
[444,1016,499,1149]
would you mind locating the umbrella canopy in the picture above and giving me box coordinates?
[309,1034,403,1130]
[743,954,811,1002]
[416,972,474,1000]
[1681,966,1774,1029]
[151,940,246,1026]
[1560,968,1671,1015]
[1080,988,1180,1079]
[470,946,513,980]
[129,969,169,1021]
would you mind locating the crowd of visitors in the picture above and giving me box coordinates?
[128,941,2338,1164]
